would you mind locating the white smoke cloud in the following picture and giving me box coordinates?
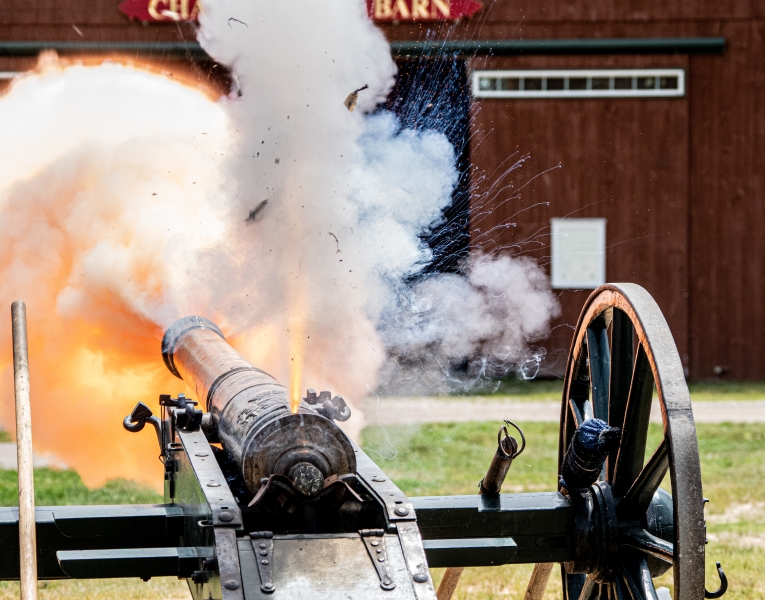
[0,0,559,482]
[194,0,559,408]
[378,255,560,394]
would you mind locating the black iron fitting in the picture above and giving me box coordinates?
[158,394,205,432]
[705,562,728,598]
[566,482,618,580]
[303,388,351,422]
[479,420,525,496]
[122,401,163,458]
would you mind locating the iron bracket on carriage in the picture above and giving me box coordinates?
[0,284,728,599]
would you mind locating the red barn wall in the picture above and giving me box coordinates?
[383,1,765,380]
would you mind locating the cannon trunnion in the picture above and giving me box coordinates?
[0,284,726,600]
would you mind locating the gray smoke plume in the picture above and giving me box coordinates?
[378,255,560,395]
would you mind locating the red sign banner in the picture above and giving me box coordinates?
[119,0,481,23]
[367,0,482,22]
[119,0,200,22]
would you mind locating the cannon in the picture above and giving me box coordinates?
[0,284,728,599]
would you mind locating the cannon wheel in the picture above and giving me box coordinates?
[557,284,705,599]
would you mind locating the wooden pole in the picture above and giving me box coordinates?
[436,566,464,600]
[523,562,554,600]
[12,301,37,600]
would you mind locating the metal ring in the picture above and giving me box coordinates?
[499,420,526,458]
[497,426,513,458]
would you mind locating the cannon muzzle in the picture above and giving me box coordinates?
[161,316,356,499]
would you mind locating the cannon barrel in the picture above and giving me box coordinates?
[161,316,356,498]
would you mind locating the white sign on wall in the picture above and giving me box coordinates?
[550,218,607,289]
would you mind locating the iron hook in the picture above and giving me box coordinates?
[497,420,526,459]
[704,562,728,598]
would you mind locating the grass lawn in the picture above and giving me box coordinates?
[452,378,765,403]
[364,421,765,600]
[0,420,761,598]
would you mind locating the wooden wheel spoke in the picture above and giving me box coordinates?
[612,344,654,497]
[565,573,588,600]
[620,552,659,600]
[618,440,669,519]
[620,527,674,564]
[597,582,609,600]
[570,394,593,427]
[607,309,634,481]
[586,317,610,421]
[577,576,597,600]
[612,577,630,600]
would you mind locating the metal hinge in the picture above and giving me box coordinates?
[360,529,396,591]
[250,531,275,594]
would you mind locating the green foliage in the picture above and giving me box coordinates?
[0,468,162,507]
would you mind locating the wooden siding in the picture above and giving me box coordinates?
[688,19,765,379]
[468,54,691,375]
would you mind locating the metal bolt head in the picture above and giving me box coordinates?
[264,583,274,590]
[260,550,268,556]
[413,573,428,583]
[289,462,324,496]
[371,541,379,547]
[260,542,267,549]
[394,506,409,517]
[261,559,269,565]
[223,580,240,590]
[218,511,234,522]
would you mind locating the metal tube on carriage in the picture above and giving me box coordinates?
[161,316,356,499]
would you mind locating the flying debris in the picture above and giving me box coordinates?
[245,199,268,223]
[159,9,181,20]
[329,231,340,253]
[343,84,369,112]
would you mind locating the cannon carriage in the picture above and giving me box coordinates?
[0,284,727,599]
